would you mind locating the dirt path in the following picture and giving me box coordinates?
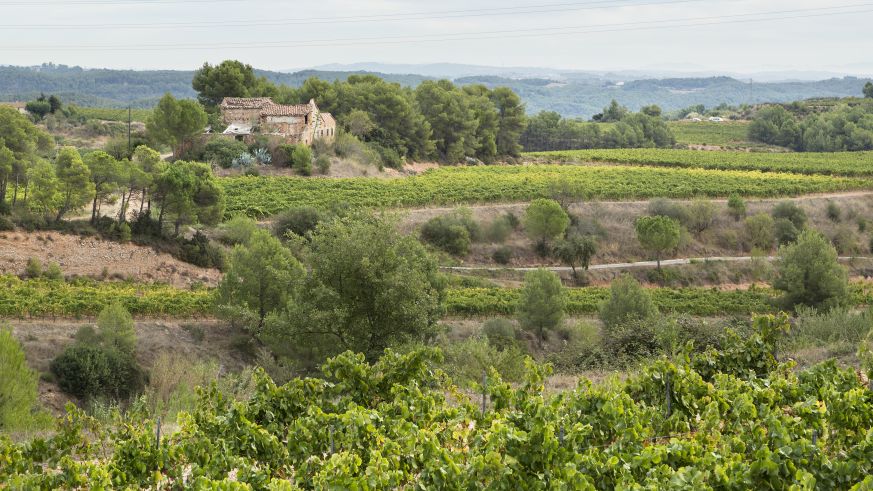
[443,255,873,273]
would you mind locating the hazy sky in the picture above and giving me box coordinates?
[1,0,871,74]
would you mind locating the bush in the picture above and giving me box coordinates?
[289,145,313,176]
[744,213,775,250]
[117,222,131,243]
[791,306,873,347]
[179,231,225,269]
[217,215,260,245]
[647,198,688,223]
[772,201,807,229]
[492,245,513,265]
[774,229,849,310]
[272,206,325,240]
[517,269,566,343]
[481,318,517,351]
[0,215,14,231]
[129,211,161,237]
[439,337,527,386]
[774,218,800,246]
[602,317,661,361]
[826,201,842,222]
[11,209,46,232]
[96,302,137,355]
[420,210,480,256]
[44,262,63,281]
[831,226,861,255]
[368,141,403,169]
[546,322,606,371]
[203,137,248,169]
[727,193,746,221]
[25,258,42,279]
[599,274,657,329]
[50,344,144,400]
[315,155,331,174]
[0,328,41,430]
[685,199,716,234]
[483,216,513,243]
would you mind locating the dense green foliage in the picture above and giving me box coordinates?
[599,275,658,329]
[774,229,850,310]
[517,269,566,342]
[749,102,873,151]
[219,165,866,218]
[0,328,40,430]
[419,209,479,256]
[146,93,208,158]
[526,148,873,176]
[520,104,674,151]
[4,315,873,488]
[635,215,681,269]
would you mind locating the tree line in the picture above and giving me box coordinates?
[192,60,527,163]
[520,101,676,152]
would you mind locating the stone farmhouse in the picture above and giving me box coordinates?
[219,97,336,146]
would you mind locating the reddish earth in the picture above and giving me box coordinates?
[0,231,220,288]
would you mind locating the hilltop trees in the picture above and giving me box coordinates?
[0,106,53,209]
[192,60,274,108]
[147,93,208,158]
[749,103,873,151]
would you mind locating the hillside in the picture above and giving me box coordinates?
[1,64,869,117]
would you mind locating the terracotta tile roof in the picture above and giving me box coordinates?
[260,103,311,117]
[220,97,274,109]
[319,112,336,126]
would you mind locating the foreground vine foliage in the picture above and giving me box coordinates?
[2,314,873,489]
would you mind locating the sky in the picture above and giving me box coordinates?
[0,0,871,75]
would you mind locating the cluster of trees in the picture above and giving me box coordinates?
[749,101,873,151]
[192,60,527,163]
[1,105,223,235]
[24,93,63,119]
[216,212,445,371]
[520,101,675,151]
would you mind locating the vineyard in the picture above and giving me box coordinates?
[220,165,869,218]
[525,149,873,177]
[0,276,211,318]
[667,121,755,147]
[3,315,873,489]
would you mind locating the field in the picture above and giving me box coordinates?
[0,276,212,318]
[525,148,873,177]
[68,105,152,122]
[220,165,869,218]
[667,120,758,147]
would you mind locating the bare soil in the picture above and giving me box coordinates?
[8,319,249,414]
[0,231,221,288]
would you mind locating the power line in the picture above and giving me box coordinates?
[1,3,870,51]
[0,0,711,30]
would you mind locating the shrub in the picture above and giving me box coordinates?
[685,199,716,234]
[291,145,313,176]
[774,218,800,246]
[492,245,513,265]
[647,198,688,223]
[524,199,570,255]
[599,274,657,329]
[315,155,331,174]
[0,215,14,231]
[50,344,144,400]
[481,318,517,351]
[774,229,849,310]
[826,201,842,222]
[203,137,248,169]
[217,215,260,245]
[420,210,480,256]
[791,306,873,347]
[546,321,606,371]
[504,212,521,230]
[96,303,137,355]
[368,141,403,169]
[602,317,661,361]
[179,231,225,269]
[0,328,41,430]
[272,206,325,239]
[44,262,63,281]
[772,201,807,229]
[744,213,775,250]
[129,211,161,237]
[831,226,861,255]
[727,193,746,221]
[517,269,566,343]
[25,257,42,279]
[439,337,527,386]
[117,222,131,243]
[484,216,513,243]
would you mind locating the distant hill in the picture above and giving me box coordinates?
[0,63,869,118]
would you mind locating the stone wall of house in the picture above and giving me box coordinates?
[221,107,262,125]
